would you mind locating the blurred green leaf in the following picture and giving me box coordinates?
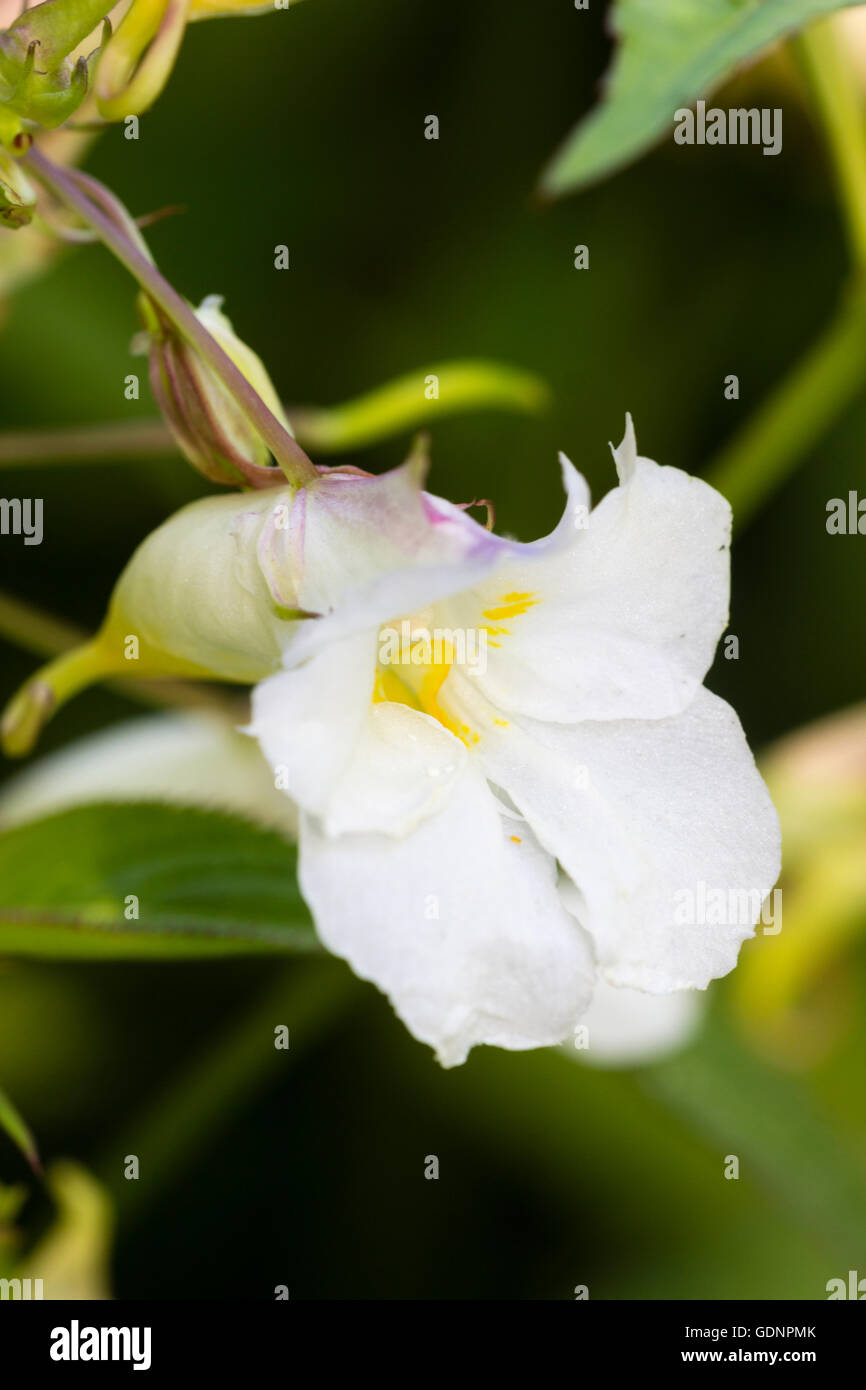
[0,802,318,959]
[540,0,863,198]
[0,1083,40,1172]
[643,1013,866,1263]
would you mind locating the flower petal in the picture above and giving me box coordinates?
[563,972,703,1067]
[246,632,375,816]
[446,418,732,723]
[260,462,512,666]
[450,681,781,992]
[558,878,703,1068]
[322,702,467,838]
[298,764,595,1066]
[571,980,703,1066]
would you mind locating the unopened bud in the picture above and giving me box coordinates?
[0,0,113,138]
[135,292,292,487]
[95,0,189,121]
[0,148,36,228]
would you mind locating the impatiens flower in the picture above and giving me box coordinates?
[2,418,781,1067]
[246,418,780,1062]
[0,709,699,1067]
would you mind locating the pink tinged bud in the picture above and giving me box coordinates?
[139,294,293,488]
[0,150,36,228]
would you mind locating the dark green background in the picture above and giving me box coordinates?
[0,0,864,1299]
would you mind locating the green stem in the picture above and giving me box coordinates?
[0,586,242,727]
[2,638,122,756]
[706,19,866,527]
[0,359,550,468]
[705,282,866,528]
[795,18,866,272]
[23,145,317,488]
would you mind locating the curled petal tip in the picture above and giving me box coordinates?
[405,430,432,485]
[608,412,638,483]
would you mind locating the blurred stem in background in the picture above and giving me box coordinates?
[0,361,550,467]
[706,280,866,526]
[795,16,866,269]
[707,17,866,529]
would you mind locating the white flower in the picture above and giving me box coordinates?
[5,415,777,1067]
[246,417,782,1066]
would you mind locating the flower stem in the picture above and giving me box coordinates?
[23,145,317,488]
[795,17,866,273]
[0,587,242,733]
[706,18,866,527]
[0,419,174,467]
[1,639,115,756]
[705,282,866,529]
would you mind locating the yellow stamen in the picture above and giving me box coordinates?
[373,637,477,745]
[482,592,537,622]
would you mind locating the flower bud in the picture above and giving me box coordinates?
[0,0,112,138]
[136,293,293,487]
[95,0,188,121]
[94,0,278,121]
[0,147,35,228]
[102,486,300,680]
[0,454,466,755]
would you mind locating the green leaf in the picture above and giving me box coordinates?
[540,0,864,198]
[0,802,319,959]
[0,1084,40,1172]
